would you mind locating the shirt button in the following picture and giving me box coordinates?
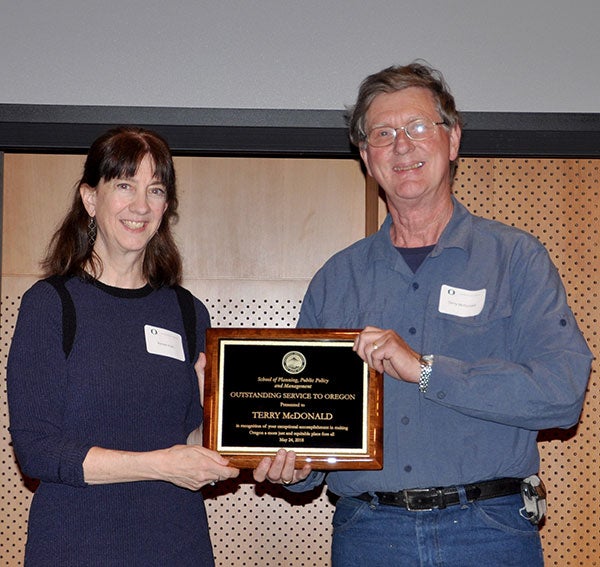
[404,465,412,473]
[412,282,419,290]
[437,391,446,400]
[408,327,417,335]
[560,319,567,327]
[401,416,410,425]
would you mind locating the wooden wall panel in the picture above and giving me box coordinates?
[173,156,366,301]
[1,155,598,566]
[2,155,85,276]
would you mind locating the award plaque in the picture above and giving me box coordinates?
[203,328,383,470]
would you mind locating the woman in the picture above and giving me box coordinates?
[7,126,239,566]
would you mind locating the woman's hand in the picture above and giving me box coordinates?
[83,444,239,490]
[158,444,239,490]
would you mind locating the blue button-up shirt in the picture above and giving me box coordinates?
[292,197,592,496]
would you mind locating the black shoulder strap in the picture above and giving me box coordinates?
[44,275,76,358]
[173,285,197,363]
[43,277,197,362]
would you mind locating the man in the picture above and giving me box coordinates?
[254,62,593,566]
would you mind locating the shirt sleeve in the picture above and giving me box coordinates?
[284,471,326,493]
[425,240,593,430]
[7,282,92,486]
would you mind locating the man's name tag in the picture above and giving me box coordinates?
[144,325,185,361]
[438,285,486,318]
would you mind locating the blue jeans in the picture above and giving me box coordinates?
[332,492,544,567]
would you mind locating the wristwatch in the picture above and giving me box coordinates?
[418,354,434,393]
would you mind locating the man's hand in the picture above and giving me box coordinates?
[353,326,421,383]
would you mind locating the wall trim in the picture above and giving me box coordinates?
[1,104,599,158]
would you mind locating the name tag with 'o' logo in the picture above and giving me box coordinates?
[144,325,185,361]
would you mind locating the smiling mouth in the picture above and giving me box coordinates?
[122,220,146,230]
[393,162,424,172]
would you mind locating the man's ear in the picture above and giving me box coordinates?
[79,184,96,216]
[448,125,462,163]
[359,144,373,178]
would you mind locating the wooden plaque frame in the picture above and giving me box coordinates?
[203,328,383,470]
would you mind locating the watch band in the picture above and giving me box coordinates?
[418,354,434,393]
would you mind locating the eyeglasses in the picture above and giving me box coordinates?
[365,118,447,147]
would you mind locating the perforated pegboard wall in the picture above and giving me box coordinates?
[455,159,599,567]
[1,287,28,565]
[1,157,598,566]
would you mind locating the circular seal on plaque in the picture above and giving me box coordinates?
[282,351,306,375]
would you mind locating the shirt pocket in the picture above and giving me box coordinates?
[429,298,513,361]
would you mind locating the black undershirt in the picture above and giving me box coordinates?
[396,244,435,273]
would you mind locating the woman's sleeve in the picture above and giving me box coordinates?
[7,282,91,486]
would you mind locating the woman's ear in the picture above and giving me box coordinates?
[79,184,96,216]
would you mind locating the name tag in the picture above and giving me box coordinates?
[438,285,486,318]
[144,325,185,361]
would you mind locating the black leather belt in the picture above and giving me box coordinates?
[356,478,522,511]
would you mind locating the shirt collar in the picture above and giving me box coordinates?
[431,196,473,258]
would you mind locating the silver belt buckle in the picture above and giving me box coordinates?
[404,488,442,511]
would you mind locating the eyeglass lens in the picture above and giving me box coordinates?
[367,119,437,146]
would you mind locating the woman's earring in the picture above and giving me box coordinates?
[87,216,97,247]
